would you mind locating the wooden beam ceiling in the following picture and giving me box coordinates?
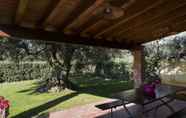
[111,0,186,40]
[0,0,18,24]
[0,24,137,49]
[79,0,130,37]
[140,20,186,43]
[1,0,186,49]
[15,0,29,24]
[94,0,166,39]
[44,0,80,30]
[16,0,61,28]
[80,0,135,38]
[44,0,95,31]
[123,6,186,42]
[64,0,107,34]
[35,1,60,28]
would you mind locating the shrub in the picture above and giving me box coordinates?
[0,62,52,83]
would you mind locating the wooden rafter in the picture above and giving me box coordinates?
[79,0,134,37]
[141,19,186,44]
[15,0,29,24]
[123,6,186,41]
[44,0,82,29]
[94,0,166,38]
[80,0,135,37]
[64,0,106,33]
[19,0,61,28]
[0,0,18,24]
[81,20,108,38]
[36,0,60,27]
[44,0,95,31]
[123,16,186,44]
[1,0,186,49]
[113,0,186,39]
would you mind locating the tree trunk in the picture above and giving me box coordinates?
[95,62,103,76]
[64,64,72,89]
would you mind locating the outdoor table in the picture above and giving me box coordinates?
[112,84,186,118]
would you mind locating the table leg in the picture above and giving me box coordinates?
[122,101,134,118]
[110,108,113,118]
[153,106,159,118]
[142,105,148,117]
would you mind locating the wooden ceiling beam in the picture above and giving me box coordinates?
[141,20,186,44]
[28,0,60,28]
[64,0,106,33]
[44,0,95,31]
[0,0,19,24]
[114,0,186,38]
[19,0,60,28]
[94,0,166,38]
[123,6,186,40]
[44,0,81,30]
[0,24,137,49]
[15,0,29,24]
[36,0,60,27]
[81,20,108,38]
[123,14,186,44]
[80,0,135,37]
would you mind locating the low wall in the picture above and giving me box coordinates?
[161,74,186,87]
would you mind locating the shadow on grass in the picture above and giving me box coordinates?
[12,92,78,118]
[73,74,133,97]
[14,74,133,117]
[17,81,47,95]
[17,74,133,98]
[79,80,133,97]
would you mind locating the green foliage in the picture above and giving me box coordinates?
[0,39,132,90]
[144,34,186,83]
[72,47,131,80]
[0,62,51,83]
[144,41,162,83]
[104,61,130,80]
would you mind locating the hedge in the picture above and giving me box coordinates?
[0,62,52,83]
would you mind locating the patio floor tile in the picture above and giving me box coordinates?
[49,99,186,118]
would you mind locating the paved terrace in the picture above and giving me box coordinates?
[49,99,186,118]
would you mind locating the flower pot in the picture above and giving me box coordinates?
[0,109,5,118]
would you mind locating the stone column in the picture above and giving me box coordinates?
[132,46,144,89]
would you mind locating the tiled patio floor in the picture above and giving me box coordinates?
[49,99,186,118]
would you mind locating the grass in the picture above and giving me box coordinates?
[0,76,133,118]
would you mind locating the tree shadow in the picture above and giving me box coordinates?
[76,75,133,98]
[14,74,133,118]
[79,81,133,98]
[16,80,42,95]
[17,87,38,95]
[17,74,133,97]
[12,92,78,118]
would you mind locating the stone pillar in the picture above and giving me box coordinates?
[132,46,144,89]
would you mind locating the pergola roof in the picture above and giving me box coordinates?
[0,0,186,49]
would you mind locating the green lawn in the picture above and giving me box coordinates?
[0,76,133,118]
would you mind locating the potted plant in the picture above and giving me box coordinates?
[0,96,10,118]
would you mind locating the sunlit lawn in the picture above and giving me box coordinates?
[0,76,133,118]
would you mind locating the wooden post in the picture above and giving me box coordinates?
[132,46,144,89]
